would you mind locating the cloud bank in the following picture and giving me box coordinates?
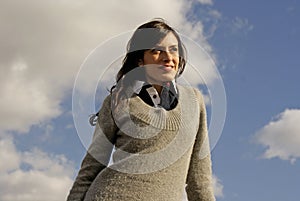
[0,135,75,201]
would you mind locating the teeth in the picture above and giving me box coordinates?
[159,65,173,69]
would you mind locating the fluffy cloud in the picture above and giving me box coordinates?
[0,60,61,133]
[0,135,75,201]
[212,174,224,197]
[231,17,254,35]
[254,109,300,163]
[197,0,214,5]
[0,136,20,173]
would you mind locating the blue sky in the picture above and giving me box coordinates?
[0,0,299,200]
[209,1,300,200]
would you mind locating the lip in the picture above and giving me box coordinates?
[159,65,174,72]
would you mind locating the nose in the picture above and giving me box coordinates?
[161,50,172,62]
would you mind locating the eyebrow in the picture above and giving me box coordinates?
[155,44,178,48]
[153,45,178,50]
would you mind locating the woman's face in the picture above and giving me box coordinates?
[141,32,179,85]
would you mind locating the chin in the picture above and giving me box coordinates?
[146,74,176,85]
[161,75,176,82]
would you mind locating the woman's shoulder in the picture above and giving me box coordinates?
[177,84,205,102]
[97,93,114,114]
[177,85,205,105]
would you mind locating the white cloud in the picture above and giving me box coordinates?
[212,174,224,198]
[254,109,300,163]
[231,17,254,34]
[0,60,61,133]
[209,10,222,19]
[0,135,75,201]
[0,136,20,173]
[197,0,214,5]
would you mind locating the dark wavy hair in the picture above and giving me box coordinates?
[111,19,187,93]
[90,19,187,125]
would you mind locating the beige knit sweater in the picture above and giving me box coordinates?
[67,85,215,201]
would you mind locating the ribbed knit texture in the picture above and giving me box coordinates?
[67,85,215,201]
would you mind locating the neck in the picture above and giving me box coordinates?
[145,77,163,94]
[152,84,163,94]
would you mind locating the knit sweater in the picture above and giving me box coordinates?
[67,85,215,201]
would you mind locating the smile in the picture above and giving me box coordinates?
[159,65,174,72]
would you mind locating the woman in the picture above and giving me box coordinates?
[67,19,215,201]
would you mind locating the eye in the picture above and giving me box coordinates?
[150,48,162,54]
[169,46,178,53]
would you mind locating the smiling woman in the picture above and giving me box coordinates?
[67,19,215,201]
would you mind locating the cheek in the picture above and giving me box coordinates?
[144,65,156,75]
[175,58,180,69]
[174,56,180,64]
[143,54,160,65]
[143,55,152,65]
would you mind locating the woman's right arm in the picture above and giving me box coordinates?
[66,95,118,201]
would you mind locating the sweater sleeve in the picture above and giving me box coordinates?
[185,89,216,201]
[66,95,118,201]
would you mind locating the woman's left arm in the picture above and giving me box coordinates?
[66,95,118,201]
[185,89,216,201]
